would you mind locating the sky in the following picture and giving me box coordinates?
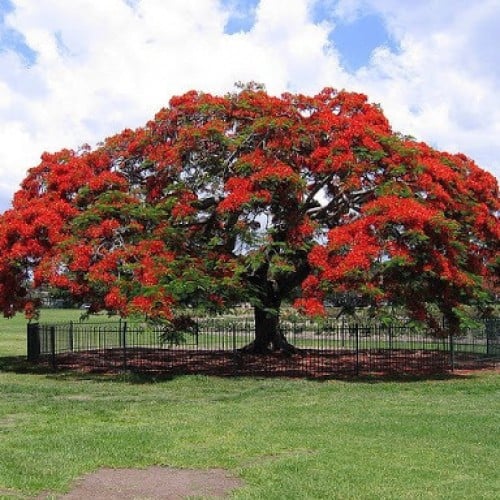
[0,0,499,211]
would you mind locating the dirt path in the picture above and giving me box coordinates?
[37,467,243,499]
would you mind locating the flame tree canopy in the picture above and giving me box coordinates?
[0,84,498,351]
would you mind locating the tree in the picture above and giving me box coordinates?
[0,84,498,351]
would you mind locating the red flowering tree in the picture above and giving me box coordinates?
[0,84,498,351]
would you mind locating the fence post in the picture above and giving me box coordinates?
[354,323,360,376]
[449,333,455,371]
[27,323,41,362]
[486,319,499,357]
[232,323,236,351]
[50,326,57,370]
[121,321,128,371]
[69,320,74,352]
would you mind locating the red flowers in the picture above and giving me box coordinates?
[294,298,325,316]
[172,192,198,218]
[105,287,127,311]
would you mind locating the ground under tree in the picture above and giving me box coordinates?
[0,83,498,352]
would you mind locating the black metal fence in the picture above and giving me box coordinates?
[27,317,499,378]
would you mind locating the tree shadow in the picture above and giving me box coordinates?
[0,354,54,374]
[0,351,493,385]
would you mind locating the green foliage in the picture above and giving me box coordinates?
[149,314,199,345]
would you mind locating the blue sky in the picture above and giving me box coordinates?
[0,0,499,211]
[222,0,399,71]
[222,0,259,34]
[0,0,36,65]
[326,13,398,71]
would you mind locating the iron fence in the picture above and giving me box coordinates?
[27,317,499,378]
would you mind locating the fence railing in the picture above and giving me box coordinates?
[27,317,499,377]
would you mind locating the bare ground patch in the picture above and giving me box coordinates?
[36,467,243,499]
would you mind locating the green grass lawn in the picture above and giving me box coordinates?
[0,310,499,499]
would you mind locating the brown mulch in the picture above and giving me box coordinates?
[36,467,243,499]
[43,348,498,379]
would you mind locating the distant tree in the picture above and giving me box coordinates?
[0,84,498,351]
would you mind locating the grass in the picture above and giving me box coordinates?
[0,310,499,499]
[0,309,82,357]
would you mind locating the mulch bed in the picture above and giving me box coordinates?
[38,348,498,379]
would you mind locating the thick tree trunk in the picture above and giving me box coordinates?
[240,292,298,354]
[240,258,308,354]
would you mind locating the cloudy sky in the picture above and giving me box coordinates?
[0,0,499,211]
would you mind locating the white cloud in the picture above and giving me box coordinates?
[348,0,500,175]
[0,0,498,211]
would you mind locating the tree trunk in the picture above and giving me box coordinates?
[240,288,298,354]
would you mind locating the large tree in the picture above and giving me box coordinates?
[0,84,498,352]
